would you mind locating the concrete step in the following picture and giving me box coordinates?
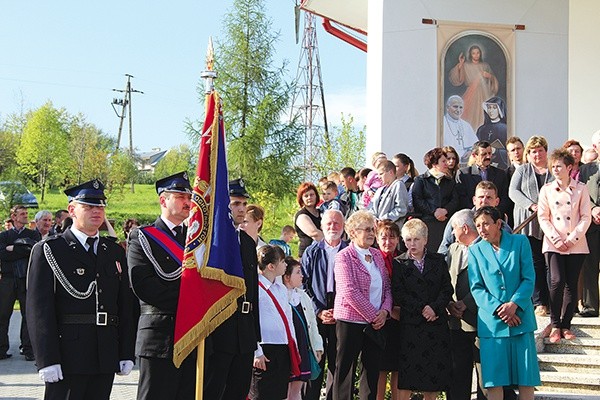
[538,353,600,373]
[542,337,600,355]
[539,371,600,394]
[534,393,600,400]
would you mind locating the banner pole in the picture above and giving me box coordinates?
[195,340,205,400]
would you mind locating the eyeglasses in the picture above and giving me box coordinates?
[355,227,375,233]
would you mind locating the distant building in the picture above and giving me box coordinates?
[137,148,167,173]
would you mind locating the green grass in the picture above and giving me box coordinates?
[33,184,301,253]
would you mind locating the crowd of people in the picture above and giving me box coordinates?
[0,129,599,400]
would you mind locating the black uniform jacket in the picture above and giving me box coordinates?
[206,230,260,355]
[128,217,184,359]
[26,228,135,374]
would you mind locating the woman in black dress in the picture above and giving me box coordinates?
[392,218,453,400]
[411,147,459,252]
[294,182,323,257]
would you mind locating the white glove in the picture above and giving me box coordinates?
[39,364,63,383]
[117,360,134,376]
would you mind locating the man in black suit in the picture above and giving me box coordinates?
[128,171,196,400]
[0,205,40,361]
[27,179,136,400]
[203,178,260,400]
[456,140,509,217]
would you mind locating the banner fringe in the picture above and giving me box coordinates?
[173,288,242,367]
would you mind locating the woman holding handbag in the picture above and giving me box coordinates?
[283,257,324,400]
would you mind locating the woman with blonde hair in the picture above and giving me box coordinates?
[509,135,554,317]
[392,218,453,400]
[333,210,392,400]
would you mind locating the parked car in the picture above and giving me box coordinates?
[0,181,39,209]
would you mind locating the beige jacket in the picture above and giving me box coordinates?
[538,180,592,254]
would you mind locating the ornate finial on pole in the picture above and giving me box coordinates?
[200,37,217,94]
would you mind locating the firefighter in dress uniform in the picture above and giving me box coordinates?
[127,171,196,400]
[26,179,136,400]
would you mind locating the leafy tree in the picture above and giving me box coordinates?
[15,102,70,202]
[67,113,113,186]
[105,150,138,200]
[211,0,303,195]
[314,113,366,176]
[0,111,28,178]
[153,144,195,179]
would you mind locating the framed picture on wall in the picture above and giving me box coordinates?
[438,23,515,169]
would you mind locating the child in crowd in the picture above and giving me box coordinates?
[283,257,324,400]
[318,181,346,215]
[269,225,296,257]
[250,245,300,400]
[327,171,346,197]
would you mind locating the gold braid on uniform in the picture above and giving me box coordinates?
[43,242,96,299]
[138,230,182,281]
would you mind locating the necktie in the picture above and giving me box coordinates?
[173,226,185,246]
[86,237,97,258]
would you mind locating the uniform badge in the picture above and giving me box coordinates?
[76,268,85,276]
[101,243,107,251]
[68,241,77,247]
[183,172,188,180]
[115,261,122,274]
[93,180,100,189]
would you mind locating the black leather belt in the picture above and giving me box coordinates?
[60,313,119,327]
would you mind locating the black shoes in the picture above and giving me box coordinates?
[576,307,599,317]
[24,354,35,361]
[0,353,12,360]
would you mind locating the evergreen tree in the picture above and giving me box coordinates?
[212,0,302,195]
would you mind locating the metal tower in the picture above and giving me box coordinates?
[289,9,329,181]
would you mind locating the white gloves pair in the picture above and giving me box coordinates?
[39,364,63,383]
[39,360,134,383]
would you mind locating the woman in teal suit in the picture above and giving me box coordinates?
[468,206,540,400]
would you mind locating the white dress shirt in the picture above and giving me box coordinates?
[355,246,382,310]
[255,274,297,358]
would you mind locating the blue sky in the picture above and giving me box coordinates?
[0,1,366,152]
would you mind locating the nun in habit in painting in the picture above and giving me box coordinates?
[449,44,499,131]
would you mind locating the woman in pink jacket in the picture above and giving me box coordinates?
[332,210,392,400]
[538,148,592,343]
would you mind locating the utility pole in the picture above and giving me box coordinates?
[111,74,144,154]
[111,74,144,192]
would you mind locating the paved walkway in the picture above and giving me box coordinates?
[0,312,138,399]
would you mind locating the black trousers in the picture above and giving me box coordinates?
[137,354,196,400]
[0,274,32,356]
[204,350,254,400]
[332,321,383,400]
[44,373,114,400]
[547,252,586,329]
[528,236,549,307]
[581,229,600,312]
[303,320,337,400]
[448,329,517,400]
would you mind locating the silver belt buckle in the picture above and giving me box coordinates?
[241,301,251,314]
[96,312,108,326]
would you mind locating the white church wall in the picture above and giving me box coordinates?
[367,0,569,170]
